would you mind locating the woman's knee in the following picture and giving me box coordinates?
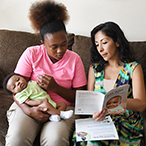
[40,121,70,146]
[6,103,41,146]
[40,132,69,146]
[5,131,33,146]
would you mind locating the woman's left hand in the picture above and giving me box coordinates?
[93,109,107,121]
[37,74,58,91]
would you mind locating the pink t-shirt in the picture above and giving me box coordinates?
[14,45,87,106]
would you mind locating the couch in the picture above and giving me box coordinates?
[0,29,146,146]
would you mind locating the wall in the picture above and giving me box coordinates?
[0,0,146,41]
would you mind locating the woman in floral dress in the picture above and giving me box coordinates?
[73,21,146,146]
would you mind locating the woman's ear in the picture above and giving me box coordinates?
[41,40,44,45]
[116,42,119,47]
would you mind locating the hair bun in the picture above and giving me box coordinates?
[28,0,69,33]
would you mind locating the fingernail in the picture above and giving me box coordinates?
[38,74,42,78]
[43,108,47,111]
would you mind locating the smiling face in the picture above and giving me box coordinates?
[106,96,121,109]
[7,75,27,95]
[94,31,119,62]
[42,31,68,63]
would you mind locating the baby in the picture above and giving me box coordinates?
[106,95,124,114]
[3,73,73,122]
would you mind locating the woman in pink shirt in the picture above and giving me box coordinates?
[5,1,87,146]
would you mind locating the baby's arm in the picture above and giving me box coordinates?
[25,98,60,115]
[25,98,43,106]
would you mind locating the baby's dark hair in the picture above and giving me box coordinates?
[28,0,69,41]
[3,73,19,95]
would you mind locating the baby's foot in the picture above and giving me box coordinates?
[60,110,73,119]
[49,115,61,122]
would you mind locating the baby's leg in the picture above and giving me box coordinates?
[38,98,60,115]
[48,102,67,122]
[56,102,67,111]
[38,98,61,122]
[56,102,73,120]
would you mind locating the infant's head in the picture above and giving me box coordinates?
[3,73,27,95]
[106,95,122,109]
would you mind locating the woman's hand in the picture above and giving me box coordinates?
[13,95,50,123]
[28,106,50,123]
[37,74,86,103]
[37,74,58,91]
[93,109,107,121]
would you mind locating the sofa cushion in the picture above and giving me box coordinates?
[0,89,13,145]
[67,33,74,50]
[0,30,41,78]
[0,69,5,88]
[130,41,146,83]
[72,35,92,79]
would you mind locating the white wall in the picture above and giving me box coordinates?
[0,0,146,41]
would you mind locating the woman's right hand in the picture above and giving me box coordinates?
[28,106,50,123]
[13,95,50,123]
[93,109,107,121]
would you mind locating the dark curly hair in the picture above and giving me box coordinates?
[3,73,20,95]
[28,0,69,41]
[90,21,133,71]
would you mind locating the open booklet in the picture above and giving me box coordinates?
[75,116,119,142]
[75,84,129,115]
[75,84,129,142]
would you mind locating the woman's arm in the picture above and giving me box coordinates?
[13,96,50,123]
[87,65,95,91]
[88,65,107,121]
[37,74,86,103]
[53,84,86,103]
[127,64,146,112]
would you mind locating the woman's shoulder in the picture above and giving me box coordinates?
[92,63,100,70]
[92,63,99,67]
[124,61,139,70]
[122,61,139,77]
[66,50,80,57]
[65,50,82,61]
[27,45,45,53]
[24,45,46,57]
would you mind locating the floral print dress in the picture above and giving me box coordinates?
[72,61,143,146]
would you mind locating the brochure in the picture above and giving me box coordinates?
[75,116,119,142]
[75,84,129,115]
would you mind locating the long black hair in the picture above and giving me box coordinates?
[91,21,133,71]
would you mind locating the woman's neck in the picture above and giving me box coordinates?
[104,61,124,80]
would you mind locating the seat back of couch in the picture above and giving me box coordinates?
[0,30,41,74]
[0,30,74,87]
[130,42,146,84]
[0,30,146,88]
[0,30,41,87]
